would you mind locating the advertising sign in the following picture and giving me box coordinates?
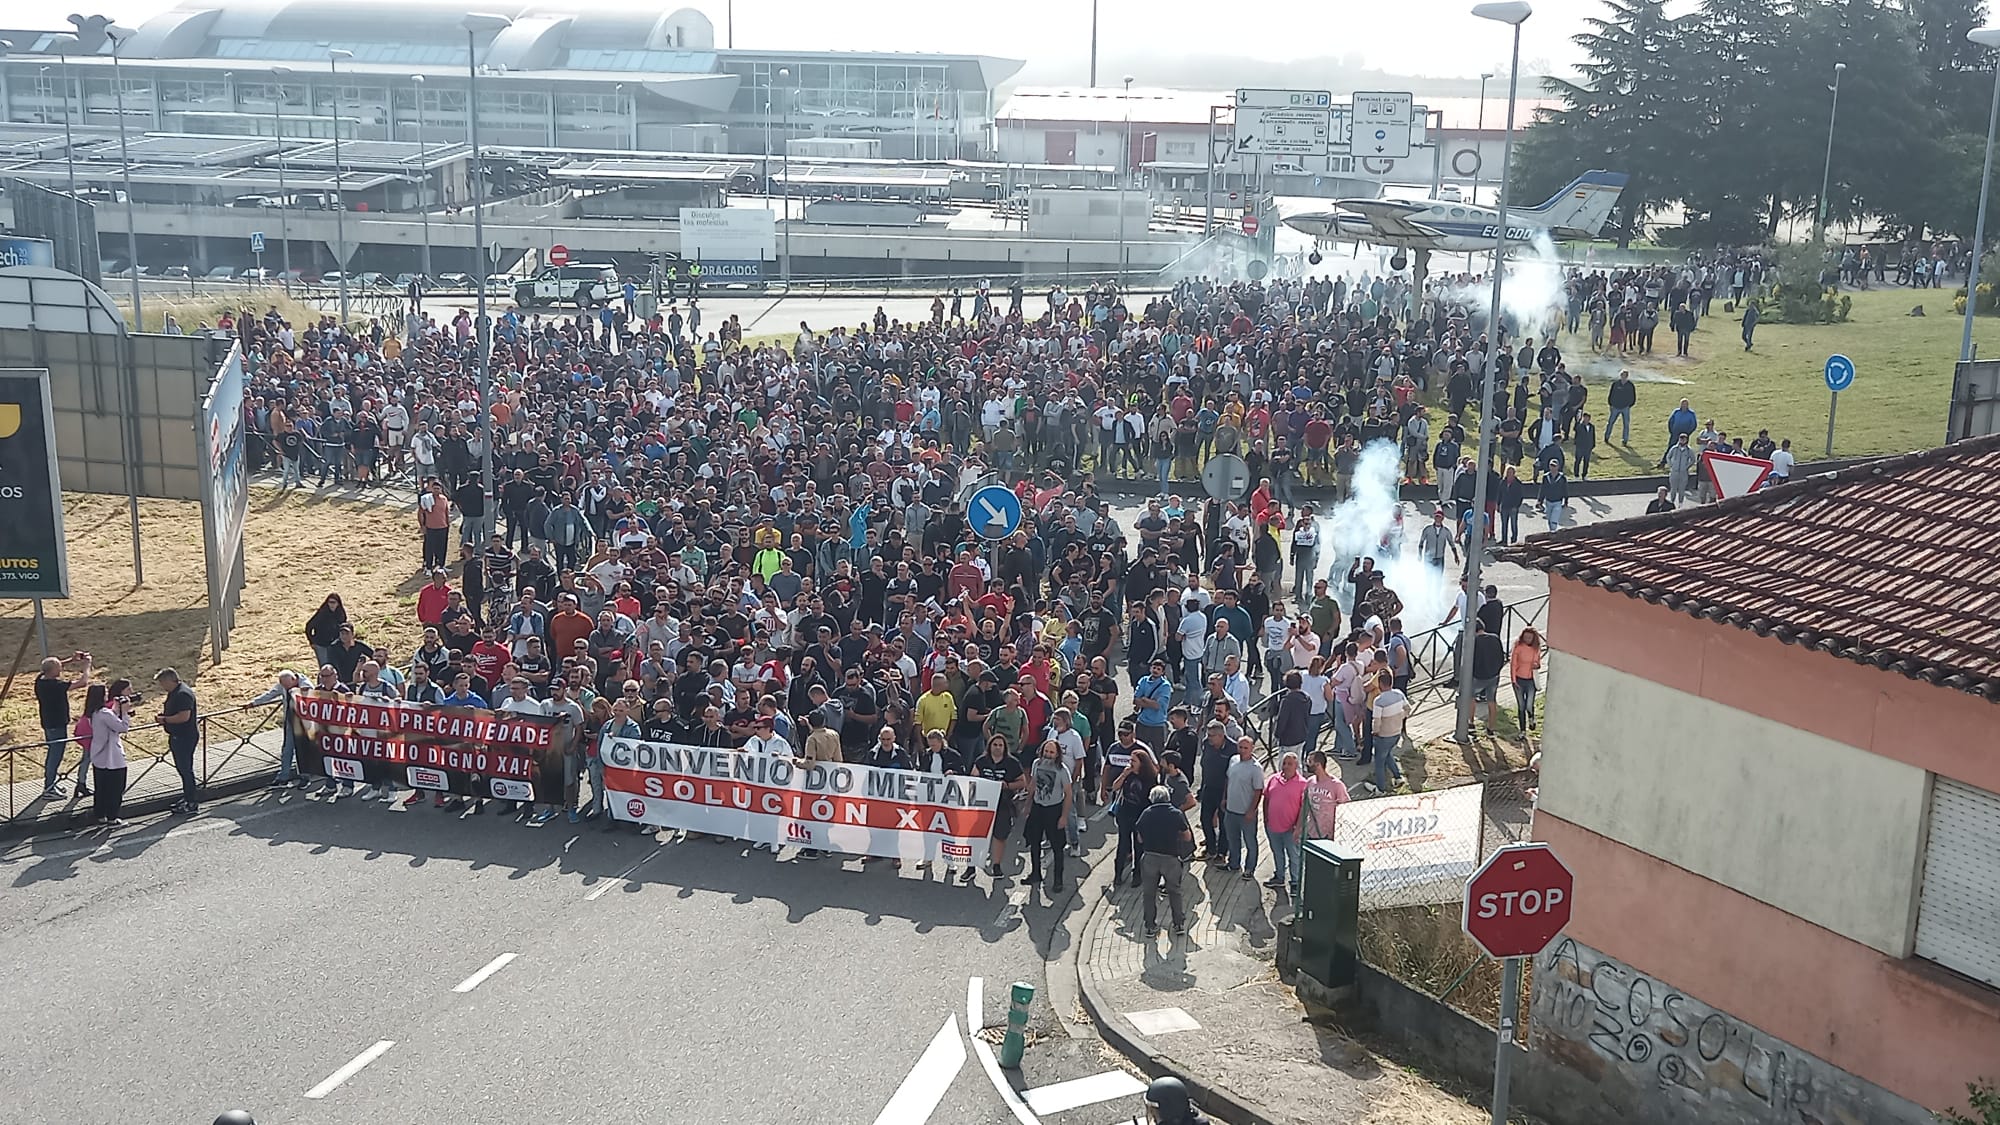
[0,369,68,597]
[0,237,56,269]
[601,738,1004,864]
[1330,782,1484,907]
[199,343,249,655]
[679,207,774,283]
[292,690,568,801]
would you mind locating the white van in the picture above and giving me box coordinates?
[513,263,617,308]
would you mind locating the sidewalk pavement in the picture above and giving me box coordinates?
[1,716,287,839]
[1071,772,1531,1125]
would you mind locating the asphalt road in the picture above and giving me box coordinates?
[0,790,1156,1125]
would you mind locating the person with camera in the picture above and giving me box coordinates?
[84,679,136,827]
[156,668,201,815]
[35,650,92,800]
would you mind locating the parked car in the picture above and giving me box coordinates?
[484,274,513,294]
[436,272,474,289]
[512,263,615,308]
[239,267,274,282]
[320,270,349,286]
[160,265,192,280]
[355,271,388,288]
[280,269,312,285]
[203,266,237,280]
[228,194,278,208]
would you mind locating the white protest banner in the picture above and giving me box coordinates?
[600,738,1004,866]
[1330,782,1484,907]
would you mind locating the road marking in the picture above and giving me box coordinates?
[584,843,663,901]
[303,1040,396,1100]
[871,1015,965,1125]
[967,976,984,1032]
[451,952,517,994]
[970,1036,1039,1125]
[1022,1070,1148,1116]
[990,885,1029,930]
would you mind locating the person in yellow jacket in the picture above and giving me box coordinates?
[916,679,958,743]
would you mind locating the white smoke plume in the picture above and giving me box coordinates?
[1447,232,1569,342]
[1318,440,1456,636]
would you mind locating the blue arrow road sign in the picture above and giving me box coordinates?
[1824,353,1855,393]
[970,484,1023,540]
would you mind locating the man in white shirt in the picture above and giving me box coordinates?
[1261,603,1292,686]
[1364,670,1409,795]
[1767,439,1794,485]
[1176,598,1208,705]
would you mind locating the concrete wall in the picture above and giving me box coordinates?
[1538,654,1929,956]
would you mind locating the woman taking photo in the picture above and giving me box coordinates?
[86,680,135,827]
[1511,626,1545,733]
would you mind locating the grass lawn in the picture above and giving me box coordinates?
[1477,287,2000,477]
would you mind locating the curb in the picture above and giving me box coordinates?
[1069,860,1293,1125]
[1,766,279,843]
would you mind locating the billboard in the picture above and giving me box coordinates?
[293,690,568,801]
[601,737,1004,864]
[0,369,68,597]
[5,180,101,286]
[198,342,248,656]
[1329,782,1484,908]
[0,238,55,269]
[679,207,774,283]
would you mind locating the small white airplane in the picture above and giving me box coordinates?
[1283,170,1629,264]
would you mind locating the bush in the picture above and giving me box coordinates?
[1936,1079,1999,1125]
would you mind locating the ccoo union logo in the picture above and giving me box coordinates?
[941,841,972,859]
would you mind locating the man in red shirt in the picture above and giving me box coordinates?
[947,547,986,603]
[415,569,454,626]
[469,624,511,687]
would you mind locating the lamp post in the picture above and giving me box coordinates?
[1118,74,1134,285]
[271,65,295,293]
[1456,0,1530,752]
[465,12,513,497]
[105,24,143,328]
[1962,29,2000,364]
[1474,72,1493,205]
[1089,0,1099,88]
[779,66,792,286]
[1814,61,1845,243]
[412,73,432,280]
[327,48,354,325]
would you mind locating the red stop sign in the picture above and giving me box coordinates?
[1462,843,1574,959]
[1240,213,1260,236]
[548,244,570,266]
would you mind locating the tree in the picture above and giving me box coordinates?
[1676,0,1794,240]
[1516,0,1697,245]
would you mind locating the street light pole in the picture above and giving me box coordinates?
[1119,74,1133,284]
[780,66,792,286]
[1089,0,1099,88]
[1474,72,1493,205]
[412,73,432,280]
[1457,1,1530,745]
[272,65,293,293]
[1961,29,2000,364]
[465,12,513,498]
[1814,62,1845,244]
[327,48,353,325]
[106,25,141,328]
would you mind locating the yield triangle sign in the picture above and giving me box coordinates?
[1702,451,1773,500]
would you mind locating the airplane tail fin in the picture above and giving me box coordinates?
[1520,171,1628,238]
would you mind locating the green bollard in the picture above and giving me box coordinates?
[998,980,1035,1068]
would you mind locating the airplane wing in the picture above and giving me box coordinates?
[1338,199,1442,241]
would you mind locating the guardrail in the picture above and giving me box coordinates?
[2,702,286,832]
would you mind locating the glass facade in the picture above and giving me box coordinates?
[214,39,468,66]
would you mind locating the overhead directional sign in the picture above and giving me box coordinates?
[1353,91,1415,158]
[970,484,1023,540]
[1234,89,1333,156]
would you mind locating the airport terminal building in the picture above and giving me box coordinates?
[0,1,1021,159]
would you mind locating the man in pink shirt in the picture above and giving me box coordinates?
[1262,750,1311,895]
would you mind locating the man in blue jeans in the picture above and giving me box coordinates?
[35,652,92,799]
[155,668,201,814]
[248,670,306,788]
[1365,670,1409,795]
[1222,736,1266,878]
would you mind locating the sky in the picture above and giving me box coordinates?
[85,0,1624,81]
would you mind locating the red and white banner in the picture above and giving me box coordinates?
[599,738,1005,866]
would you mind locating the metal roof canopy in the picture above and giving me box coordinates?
[115,132,280,165]
[771,166,953,189]
[0,160,398,191]
[549,158,750,184]
[279,139,473,172]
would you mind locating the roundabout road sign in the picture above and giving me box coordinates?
[970,484,1022,540]
[1824,353,1855,393]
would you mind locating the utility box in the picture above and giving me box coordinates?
[1294,841,1362,990]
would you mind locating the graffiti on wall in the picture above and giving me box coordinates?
[1531,938,1928,1125]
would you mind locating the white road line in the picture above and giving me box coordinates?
[303,1040,396,1100]
[584,843,663,901]
[967,976,984,1032]
[989,886,1029,930]
[1022,1071,1148,1116]
[451,952,517,994]
[871,1016,965,1125]
[970,1037,1040,1125]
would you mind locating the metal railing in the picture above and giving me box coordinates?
[1,702,286,830]
[1402,595,1550,718]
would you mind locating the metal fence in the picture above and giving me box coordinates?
[1403,594,1550,718]
[1,702,286,831]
